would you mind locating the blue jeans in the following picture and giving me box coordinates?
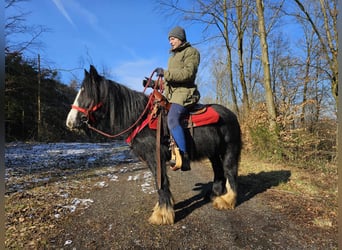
[167,103,188,153]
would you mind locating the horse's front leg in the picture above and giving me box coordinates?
[148,159,175,225]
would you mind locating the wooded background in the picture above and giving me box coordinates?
[5,0,337,170]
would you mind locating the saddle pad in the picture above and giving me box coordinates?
[186,106,220,127]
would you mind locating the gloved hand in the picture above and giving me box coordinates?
[142,77,155,88]
[155,67,164,77]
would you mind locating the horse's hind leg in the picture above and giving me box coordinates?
[211,150,238,210]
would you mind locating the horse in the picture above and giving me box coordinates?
[66,65,242,225]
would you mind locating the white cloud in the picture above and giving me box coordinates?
[68,0,98,27]
[51,0,100,33]
[110,58,159,91]
[51,0,76,27]
[63,0,112,45]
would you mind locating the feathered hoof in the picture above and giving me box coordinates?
[148,202,175,225]
[212,191,237,210]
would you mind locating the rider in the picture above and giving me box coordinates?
[155,26,200,171]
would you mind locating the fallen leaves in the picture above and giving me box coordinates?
[5,142,135,249]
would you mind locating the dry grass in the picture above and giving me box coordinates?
[239,152,338,230]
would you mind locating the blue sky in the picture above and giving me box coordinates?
[6,0,204,90]
[6,0,305,96]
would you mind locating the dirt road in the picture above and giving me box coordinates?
[48,162,336,249]
[5,142,337,249]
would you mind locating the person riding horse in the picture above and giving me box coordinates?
[154,26,201,172]
[67,65,241,225]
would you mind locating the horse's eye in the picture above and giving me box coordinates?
[81,116,88,122]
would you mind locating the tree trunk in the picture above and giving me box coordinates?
[256,0,277,131]
[236,0,250,116]
[223,0,239,115]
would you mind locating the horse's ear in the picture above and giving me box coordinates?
[89,65,99,78]
[84,69,89,76]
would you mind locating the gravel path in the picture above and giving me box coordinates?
[5,142,337,249]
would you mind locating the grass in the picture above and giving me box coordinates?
[239,152,338,230]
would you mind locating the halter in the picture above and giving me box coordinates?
[71,101,103,124]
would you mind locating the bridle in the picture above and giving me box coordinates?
[70,70,162,139]
[71,101,103,124]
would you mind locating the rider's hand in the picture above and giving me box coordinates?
[142,77,155,88]
[155,67,164,77]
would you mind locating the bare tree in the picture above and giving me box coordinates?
[245,13,262,104]
[294,14,320,127]
[293,0,338,106]
[256,0,277,131]
[5,0,48,53]
[232,0,252,116]
[221,0,239,114]
[211,51,230,107]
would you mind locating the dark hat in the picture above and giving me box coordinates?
[168,26,187,42]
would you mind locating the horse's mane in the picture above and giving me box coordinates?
[82,66,149,132]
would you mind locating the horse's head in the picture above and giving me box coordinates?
[66,65,107,132]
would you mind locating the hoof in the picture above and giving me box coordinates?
[212,191,236,210]
[148,202,175,225]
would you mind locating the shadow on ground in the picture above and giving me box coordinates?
[237,170,291,205]
[174,170,291,222]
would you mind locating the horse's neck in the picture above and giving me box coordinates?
[108,84,148,131]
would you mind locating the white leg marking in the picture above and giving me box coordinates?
[212,179,237,210]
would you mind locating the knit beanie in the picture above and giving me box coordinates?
[168,26,187,42]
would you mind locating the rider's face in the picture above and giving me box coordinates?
[169,37,182,50]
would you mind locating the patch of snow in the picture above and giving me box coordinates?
[32,177,50,183]
[5,142,141,193]
[87,157,97,162]
[107,174,119,182]
[119,167,129,173]
[127,174,140,181]
[5,142,134,172]
[63,205,77,213]
[141,171,156,194]
[94,181,108,188]
[59,192,69,199]
[72,198,94,206]
[63,198,94,213]
[64,240,73,246]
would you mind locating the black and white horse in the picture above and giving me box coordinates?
[66,65,242,225]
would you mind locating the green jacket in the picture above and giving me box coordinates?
[163,42,200,107]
